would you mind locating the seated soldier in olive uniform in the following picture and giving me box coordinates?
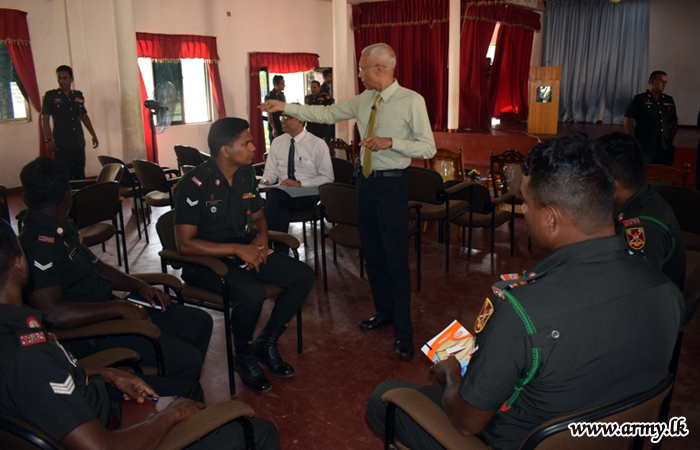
[366,134,683,450]
[173,117,315,394]
[19,157,213,401]
[597,132,686,291]
[0,219,280,450]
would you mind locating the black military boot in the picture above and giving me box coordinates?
[253,321,295,378]
[234,340,272,393]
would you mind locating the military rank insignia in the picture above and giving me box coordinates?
[626,227,645,250]
[242,193,256,199]
[191,176,203,187]
[475,298,494,333]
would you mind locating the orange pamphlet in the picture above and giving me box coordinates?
[421,320,476,375]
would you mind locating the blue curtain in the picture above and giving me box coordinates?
[543,0,649,124]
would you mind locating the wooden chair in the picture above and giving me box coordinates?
[655,185,700,252]
[645,163,690,188]
[424,147,465,182]
[155,210,303,397]
[490,149,526,199]
[406,167,470,272]
[327,138,354,162]
[382,373,674,450]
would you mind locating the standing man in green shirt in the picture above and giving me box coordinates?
[261,43,436,360]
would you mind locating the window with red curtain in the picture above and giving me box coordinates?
[487,6,540,123]
[352,0,449,131]
[0,8,45,155]
[136,33,226,162]
[248,52,319,163]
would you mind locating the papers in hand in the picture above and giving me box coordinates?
[125,292,162,310]
[260,184,319,198]
[422,320,476,376]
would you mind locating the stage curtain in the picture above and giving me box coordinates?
[136,32,226,161]
[1,8,46,156]
[249,52,319,162]
[487,5,539,123]
[351,0,449,131]
[543,0,649,124]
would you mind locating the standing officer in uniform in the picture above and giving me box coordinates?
[41,65,99,180]
[624,71,678,166]
[265,75,286,143]
[173,117,315,393]
[261,43,436,361]
[19,157,213,402]
[0,220,281,450]
[366,134,683,450]
[304,81,333,140]
[597,132,686,290]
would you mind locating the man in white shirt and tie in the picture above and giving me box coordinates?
[260,111,334,253]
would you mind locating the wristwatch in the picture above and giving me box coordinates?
[44,138,53,143]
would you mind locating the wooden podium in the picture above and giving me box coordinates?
[527,66,562,135]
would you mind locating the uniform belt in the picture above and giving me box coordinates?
[365,169,405,178]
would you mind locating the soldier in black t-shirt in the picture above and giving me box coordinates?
[304,80,333,140]
[624,71,679,166]
[265,75,286,143]
[41,65,99,180]
[173,117,314,394]
[0,219,280,450]
[366,134,683,450]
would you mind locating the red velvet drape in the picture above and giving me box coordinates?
[1,9,45,156]
[351,0,449,131]
[487,6,539,123]
[138,71,157,163]
[249,52,319,162]
[136,32,226,161]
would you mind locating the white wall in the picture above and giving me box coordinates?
[650,0,700,126]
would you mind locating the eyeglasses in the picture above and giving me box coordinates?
[358,64,382,73]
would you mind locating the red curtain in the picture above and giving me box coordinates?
[249,52,319,162]
[1,8,45,156]
[136,32,226,161]
[352,0,449,131]
[487,6,539,123]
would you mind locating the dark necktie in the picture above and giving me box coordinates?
[287,138,297,181]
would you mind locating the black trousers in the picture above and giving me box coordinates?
[186,417,281,450]
[65,303,213,401]
[182,252,314,342]
[356,172,412,340]
[264,189,317,236]
[366,380,447,450]
[54,145,86,180]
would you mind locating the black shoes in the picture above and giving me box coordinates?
[253,321,295,378]
[234,352,272,393]
[395,339,415,361]
[358,315,393,331]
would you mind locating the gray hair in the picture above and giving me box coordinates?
[362,43,396,71]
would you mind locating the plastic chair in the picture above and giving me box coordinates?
[155,210,303,397]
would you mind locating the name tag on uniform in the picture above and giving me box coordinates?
[206,200,222,214]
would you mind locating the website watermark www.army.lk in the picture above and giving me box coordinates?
[568,417,689,443]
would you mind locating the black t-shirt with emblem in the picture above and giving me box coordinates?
[624,90,678,163]
[41,89,88,149]
[265,88,286,136]
[173,158,264,244]
[19,209,114,304]
[615,182,686,291]
[304,92,334,139]
[459,236,683,450]
[0,304,109,441]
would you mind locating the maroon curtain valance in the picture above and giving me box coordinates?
[136,32,220,62]
[0,8,30,43]
[249,52,320,74]
[462,3,541,32]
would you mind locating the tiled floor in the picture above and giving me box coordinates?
[6,184,700,449]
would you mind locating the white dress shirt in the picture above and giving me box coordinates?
[261,129,334,187]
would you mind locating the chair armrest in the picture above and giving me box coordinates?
[154,401,255,450]
[159,250,229,277]
[268,231,300,250]
[445,180,475,196]
[132,272,184,292]
[78,347,141,368]
[381,388,490,450]
[69,179,96,189]
[53,319,162,341]
[492,192,516,206]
